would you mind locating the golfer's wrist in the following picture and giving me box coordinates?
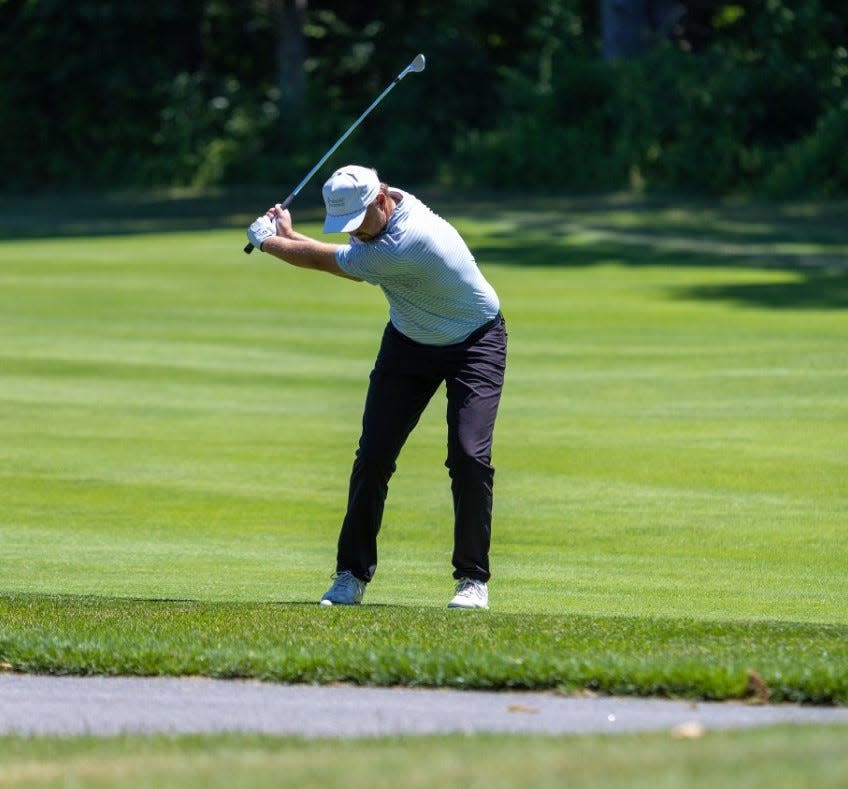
[260,235,285,254]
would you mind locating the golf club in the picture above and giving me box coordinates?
[244,53,426,254]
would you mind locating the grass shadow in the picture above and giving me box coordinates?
[0,591,414,611]
[2,188,846,309]
[674,269,848,310]
[455,193,848,310]
[0,188,325,240]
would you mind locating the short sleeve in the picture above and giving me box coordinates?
[335,242,391,285]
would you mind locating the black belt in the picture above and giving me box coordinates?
[389,311,503,348]
[464,311,504,344]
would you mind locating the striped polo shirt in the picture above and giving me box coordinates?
[334,189,500,346]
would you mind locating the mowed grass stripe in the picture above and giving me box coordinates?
[0,726,846,789]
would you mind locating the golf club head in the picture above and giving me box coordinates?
[400,53,426,80]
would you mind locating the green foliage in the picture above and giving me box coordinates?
[149,73,283,187]
[0,1,845,194]
[762,100,848,198]
[606,45,818,194]
[449,0,847,196]
[0,0,281,190]
[449,60,626,191]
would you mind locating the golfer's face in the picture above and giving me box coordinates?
[351,197,387,242]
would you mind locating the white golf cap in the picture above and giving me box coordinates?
[322,165,381,233]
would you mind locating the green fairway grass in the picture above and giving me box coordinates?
[1,726,847,789]
[2,595,847,702]
[1,193,846,700]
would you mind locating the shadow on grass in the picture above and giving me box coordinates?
[14,591,317,606]
[3,591,407,610]
[675,269,848,310]
[0,188,325,239]
[2,189,846,309]
[460,193,848,310]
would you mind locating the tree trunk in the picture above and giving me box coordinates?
[601,0,685,59]
[276,0,307,113]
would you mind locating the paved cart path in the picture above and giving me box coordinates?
[1,674,847,738]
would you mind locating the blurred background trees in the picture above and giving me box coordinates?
[0,0,845,197]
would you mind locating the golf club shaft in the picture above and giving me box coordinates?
[244,54,425,254]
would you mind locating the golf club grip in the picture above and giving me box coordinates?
[244,194,295,255]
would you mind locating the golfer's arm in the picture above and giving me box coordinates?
[261,236,362,281]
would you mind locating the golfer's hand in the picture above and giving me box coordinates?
[246,215,277,251]
[270,204,294,238]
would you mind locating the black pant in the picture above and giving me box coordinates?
[336,314,507,583]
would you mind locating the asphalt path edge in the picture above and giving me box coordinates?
[2,674,848,738]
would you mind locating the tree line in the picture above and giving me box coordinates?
[1,0,845,197]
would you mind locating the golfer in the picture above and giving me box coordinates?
[247,165,506,609]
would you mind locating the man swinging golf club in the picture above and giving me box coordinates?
[247,165,507,609]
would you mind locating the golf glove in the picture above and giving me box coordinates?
[247,215,277,250]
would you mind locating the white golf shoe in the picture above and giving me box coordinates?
[320,571,366,606]
[448,577,489,609]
